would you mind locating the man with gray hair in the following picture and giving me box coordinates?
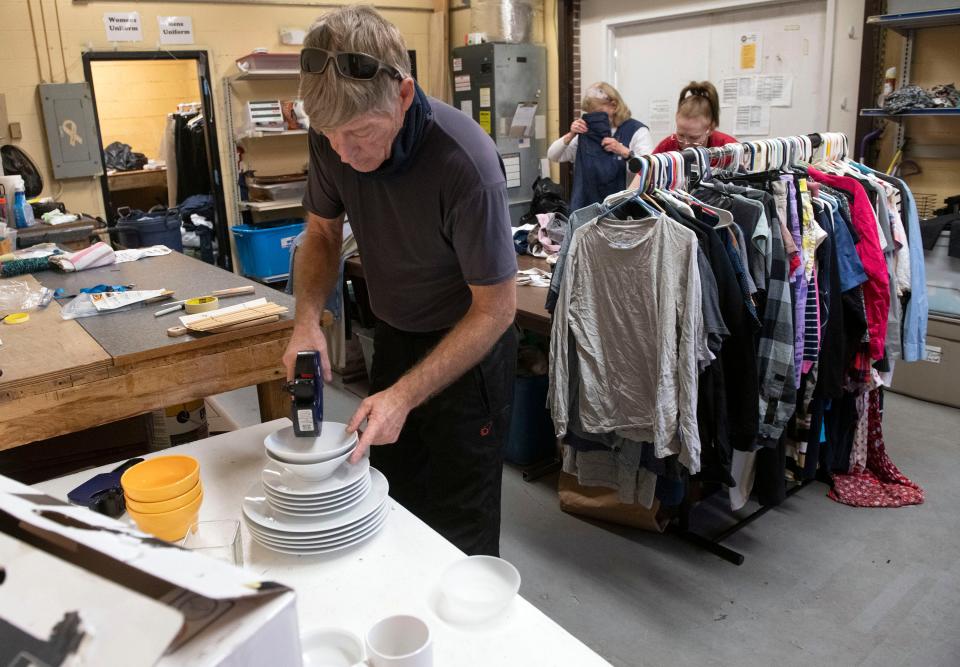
[283,5,518,556]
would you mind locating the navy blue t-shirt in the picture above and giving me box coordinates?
[303,98,517,332]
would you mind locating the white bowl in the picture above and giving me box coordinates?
[301,627,364,667]
[266,446,354,481]
[438,556,520,625]
[264,423,357,464]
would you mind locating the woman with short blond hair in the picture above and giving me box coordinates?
[548,82,652,210]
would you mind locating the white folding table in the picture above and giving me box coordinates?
[36,419,611,666]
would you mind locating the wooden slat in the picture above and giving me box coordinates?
[186,303,288,332]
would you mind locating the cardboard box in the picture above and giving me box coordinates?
[0,476,301,666]
[889,316,960,408]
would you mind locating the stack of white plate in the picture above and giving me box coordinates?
[243,424,389,555]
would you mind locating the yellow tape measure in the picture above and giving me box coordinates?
[184,296,219,314]
[3,312,29,325]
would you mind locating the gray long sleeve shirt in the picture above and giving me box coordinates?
[549,214,704,473]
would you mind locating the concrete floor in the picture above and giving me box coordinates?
[212,386,960,666]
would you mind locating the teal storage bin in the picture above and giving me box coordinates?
[231,222,304,279]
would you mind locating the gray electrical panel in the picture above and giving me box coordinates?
[39,83,103,179]
[451,43,546,225]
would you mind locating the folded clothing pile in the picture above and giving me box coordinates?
[883,83,960,114]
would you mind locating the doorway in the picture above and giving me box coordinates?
[82,51,232,271]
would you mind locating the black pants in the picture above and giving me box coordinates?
[368,321,517,556]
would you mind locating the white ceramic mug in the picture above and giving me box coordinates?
[365,615,432,667]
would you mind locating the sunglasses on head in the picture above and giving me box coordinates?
[300,48,403,82]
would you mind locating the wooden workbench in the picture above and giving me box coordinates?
[343,254,552,336]
[0,252,295,450]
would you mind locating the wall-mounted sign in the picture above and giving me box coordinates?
[159,16,194,45]
[103,12,142,42]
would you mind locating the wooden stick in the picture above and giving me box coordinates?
[167,314,281,337]
[186,304,287,332]
[154,286,256,317]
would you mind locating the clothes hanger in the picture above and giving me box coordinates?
[664,149,735,227]
[599,156,660,220]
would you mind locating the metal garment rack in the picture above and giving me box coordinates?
[530,131,842,564]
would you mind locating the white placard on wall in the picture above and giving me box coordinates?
[503,153,521,189]
[158,16,194,45]
[648,98,673,135]
[103,12,142,42]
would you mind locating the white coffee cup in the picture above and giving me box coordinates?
[365,615,432,667]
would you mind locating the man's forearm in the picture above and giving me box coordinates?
[392,291,516,408]
[294,215,343,328]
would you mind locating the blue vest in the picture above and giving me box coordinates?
[570,114,646,211]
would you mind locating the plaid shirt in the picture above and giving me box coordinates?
[694,180,797,446]
[757,181,797,446]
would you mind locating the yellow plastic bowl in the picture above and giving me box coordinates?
[121,455,200,502]
[125,480,202,514]
[127,490,204,542]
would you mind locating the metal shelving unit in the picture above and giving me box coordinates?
[860,107,960,117]
[238,129,308,140]
[223,68,307,282]
[865,8,960,34]
[240,198,304,212]
[863,8,960,155]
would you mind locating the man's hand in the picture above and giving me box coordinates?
[602,137,629,157]
[282,325,333,382]
[345,387,414,463]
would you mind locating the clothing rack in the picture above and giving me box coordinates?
[627,132,850,189]
[535,131,856,565]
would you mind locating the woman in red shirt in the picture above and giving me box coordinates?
[653,81,737,153]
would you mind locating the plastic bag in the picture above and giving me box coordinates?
[60,290,167,319]
[104,141,148,172]
[0,279,51,312]
[60,293,100,319]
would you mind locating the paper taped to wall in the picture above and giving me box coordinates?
[734,105,770,136]
[738,32,762,73]
[648,98,673,135]
[755,74,792,107]
[722,75,792,108]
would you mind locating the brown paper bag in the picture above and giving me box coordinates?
[557,472,668,532]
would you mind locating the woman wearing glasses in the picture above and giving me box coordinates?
[653,81,737,153]
[547,83,652,210]
[285,6,517,558]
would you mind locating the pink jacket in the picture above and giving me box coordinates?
[808,168,890,361]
